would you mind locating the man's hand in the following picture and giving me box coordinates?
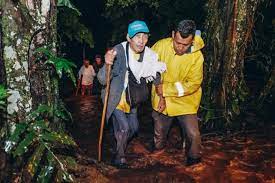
[155,84,163,96]
[105,49,117,65]
[157,96,166,113]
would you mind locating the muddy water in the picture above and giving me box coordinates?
[65,96,275,183]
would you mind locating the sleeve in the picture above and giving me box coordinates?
[90,65,96,77]
[78,66,83,79]
[163,54,204,97]
[151,41,165,86]
[97,45,122,86]
[153,72,161,86]
[97,64,107,85]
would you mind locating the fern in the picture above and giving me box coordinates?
[29,103,72,123]
[5,104,77,182]
[35,47,77,87]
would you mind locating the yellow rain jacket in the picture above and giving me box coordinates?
[151,34,204,116]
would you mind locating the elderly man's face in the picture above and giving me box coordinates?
[128,33,149,53]
[172,31,193,55]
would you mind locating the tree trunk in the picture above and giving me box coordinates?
[203,0,261,128]
[1,0,57,125]
[0,1,57,180]
[0,3,5,129]
[0,8,5,85]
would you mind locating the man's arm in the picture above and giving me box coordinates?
[90,65,96,77]
[157,54,204,97]
[97,47,119,86]
[78,66,83,79]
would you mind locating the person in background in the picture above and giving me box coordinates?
[150,20,204,166]
[92,54,104,95]
[77,59,96,96]
[97,20,166,169]
[93,54,104,73]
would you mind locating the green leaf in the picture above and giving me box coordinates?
[54,109,68,121]
[0,85,8,98]
[35,47,54,58]
[26,144,46,177]
[54,103,73,122]
[34,47,77,86]
[41,131,76,146]
[8,123,28,144]
[30,120,49,131]
[0,85,8,110]
[5,123,28,153]
[30,104,53,119]
[44,59,55,65]
[13,131,36,156]
[52,57,77,86]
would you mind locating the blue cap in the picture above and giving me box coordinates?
[128,20,149,38]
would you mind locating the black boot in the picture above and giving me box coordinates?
[111,157,129,169]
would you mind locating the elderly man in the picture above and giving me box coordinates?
[98,20,166,168]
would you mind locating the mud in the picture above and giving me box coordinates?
[65,95,275,183]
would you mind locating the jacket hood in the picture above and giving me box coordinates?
[189,30,205,53]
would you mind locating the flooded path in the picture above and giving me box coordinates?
[65,95,275,183]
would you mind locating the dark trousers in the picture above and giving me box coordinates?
[152,110,201,159]
[111,108,139,161]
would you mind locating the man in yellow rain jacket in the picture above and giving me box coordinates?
[151,20,204,166]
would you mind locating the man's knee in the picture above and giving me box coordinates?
[120,123,130,133]
[115,127,130,141]
[189,129,200,140]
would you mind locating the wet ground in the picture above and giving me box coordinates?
[65,95,275,183]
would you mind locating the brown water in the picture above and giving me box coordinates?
[65,95,275,183]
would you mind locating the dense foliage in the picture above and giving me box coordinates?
[57,8,94,49]
[103,0,206,45]
[5,104,77,182]
[1,45,78,182]
[57,0,94,56]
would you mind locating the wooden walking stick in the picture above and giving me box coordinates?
[98,64,111,162]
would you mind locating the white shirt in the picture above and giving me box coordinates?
[78,65,96,85]
[121,41,166,86]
